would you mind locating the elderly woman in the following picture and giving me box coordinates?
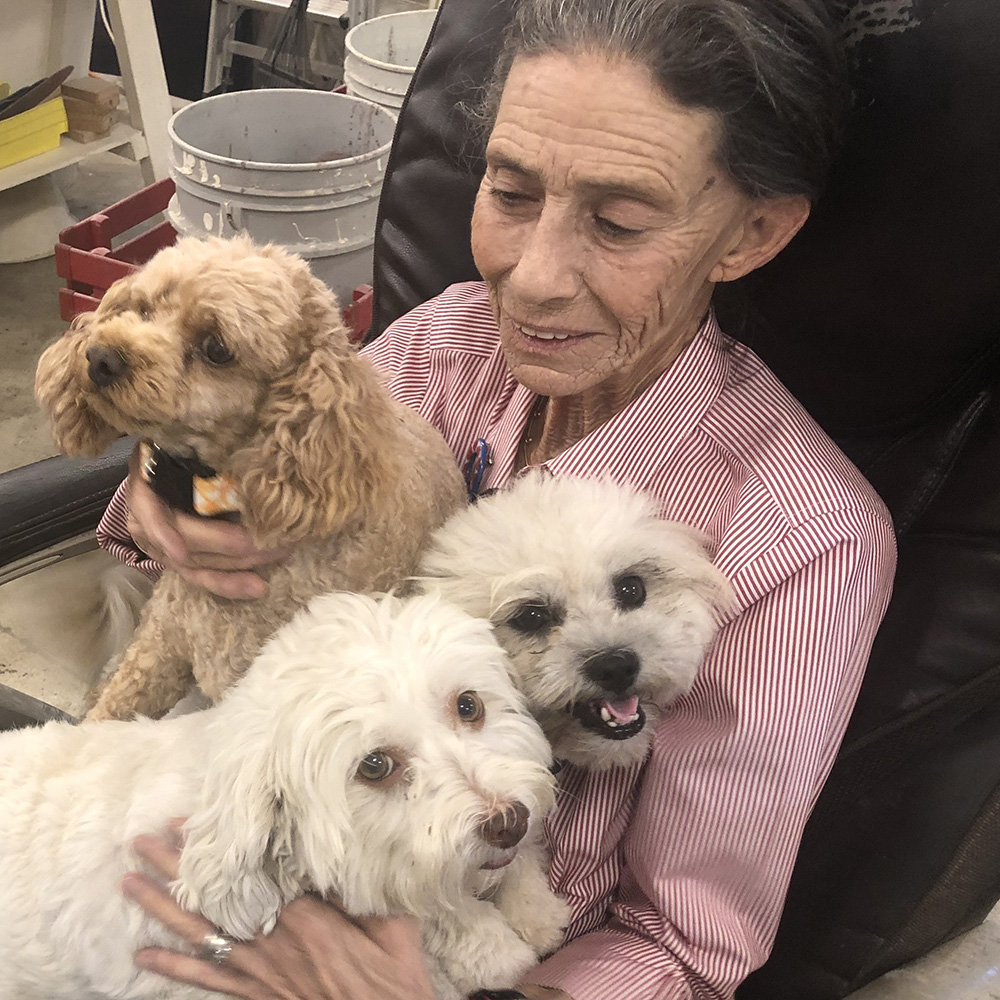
[100,0,896,998]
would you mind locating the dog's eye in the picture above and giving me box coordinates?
[357,750,395,782]
[456,690,485,724]
[135,302,151,321]
[507,602,556,634]
[200,333,235,366]
[613,574,646,610]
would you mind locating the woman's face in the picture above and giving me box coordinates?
[471,52,761,401]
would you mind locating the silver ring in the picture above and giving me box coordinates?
[200,931,234,964]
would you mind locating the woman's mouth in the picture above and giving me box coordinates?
[514,322,594,345]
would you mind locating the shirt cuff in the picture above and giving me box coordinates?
[96,479,164,581]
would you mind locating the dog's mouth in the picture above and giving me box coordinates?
[480,847,519,870]
[570,695,646,741]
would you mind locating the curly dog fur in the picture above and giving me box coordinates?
[35,235,466,720]
[0,592,567,1000]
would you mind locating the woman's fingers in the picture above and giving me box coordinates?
[360,912,425,958]
[132,832,182,880]
[131,484,281,567]
[125,834,436,1000]
[133,946,254,1000]
[127,492,187,566]
[125,444,289,599]
[122,872,213,940]
[122,868,267,998]
[169,515,288,565]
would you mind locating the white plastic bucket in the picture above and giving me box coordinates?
[344,9,438,111]
[166,89,397,304]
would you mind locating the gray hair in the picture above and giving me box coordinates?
[477,0,849,201]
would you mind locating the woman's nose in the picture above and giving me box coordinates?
[507,206,581,304]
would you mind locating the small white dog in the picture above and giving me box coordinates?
[0,592,567,1000]
[417,473,733,770]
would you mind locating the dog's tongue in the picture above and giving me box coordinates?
[602,695,639,723]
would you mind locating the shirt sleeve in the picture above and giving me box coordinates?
[96,479,164,580]
[523,507,897,1000]
[361,294,440,414]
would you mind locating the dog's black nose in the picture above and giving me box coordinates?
[584,649,640,694]
[479,801,529,849]
[86,344,129,387]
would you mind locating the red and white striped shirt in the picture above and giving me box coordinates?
[97,281,896,1000]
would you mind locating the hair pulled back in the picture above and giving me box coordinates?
[480,0,848,201]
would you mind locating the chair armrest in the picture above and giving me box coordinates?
[0,438,134,574]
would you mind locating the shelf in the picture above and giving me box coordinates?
[0,121,148,193]
[217,0,348,24]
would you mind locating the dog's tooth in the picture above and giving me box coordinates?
[600,706,612,722]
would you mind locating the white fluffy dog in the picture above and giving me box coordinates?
[417,473,733,770]
[0,592,567,1000]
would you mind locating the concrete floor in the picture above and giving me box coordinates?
[0,150,997,999]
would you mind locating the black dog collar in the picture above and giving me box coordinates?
[139,440,240,519]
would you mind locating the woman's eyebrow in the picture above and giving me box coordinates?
[567,167,682,213]
[487,147,676,208]
[486,151,537,179]
[577,178,669,206]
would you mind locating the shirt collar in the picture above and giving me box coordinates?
[484,310,730,489]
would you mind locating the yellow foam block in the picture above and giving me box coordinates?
[0,97,69,170]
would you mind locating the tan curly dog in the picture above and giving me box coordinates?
[35,235,466,720]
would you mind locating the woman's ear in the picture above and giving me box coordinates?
[710,195,811,284]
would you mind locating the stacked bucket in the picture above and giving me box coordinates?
[165,9,439,309]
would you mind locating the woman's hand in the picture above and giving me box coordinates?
[123,831,437,1000]
[126,443,288,600]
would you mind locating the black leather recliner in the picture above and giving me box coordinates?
[1,1,998,996]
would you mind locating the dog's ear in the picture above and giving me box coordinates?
[231,332,399,548]
[174,681,361,937]
[660,526,737,626]
[34,317,122,456]
[175,716,297,939]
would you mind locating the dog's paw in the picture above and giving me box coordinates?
[424,904,539,996]
[491,846,571,957]
[508,887,571,956]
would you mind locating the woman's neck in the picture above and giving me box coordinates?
[521,317,701,468]
[523,391,616,467]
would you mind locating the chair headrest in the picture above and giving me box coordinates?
[373,0,1000,441]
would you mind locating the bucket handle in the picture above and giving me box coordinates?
[224,202,243,234]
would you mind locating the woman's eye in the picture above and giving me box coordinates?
[357,750,395,782]
[613,574,647,610]
[201,333,234,366]
[594,215,644,240]
[456,690,485,724]
[507,602,555,634]
[490,187,531,209]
